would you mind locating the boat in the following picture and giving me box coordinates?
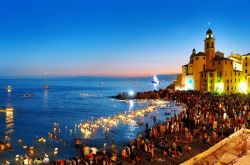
[151,75,160,84]
[7,86,12,93]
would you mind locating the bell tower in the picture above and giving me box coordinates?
[205,28,215,69]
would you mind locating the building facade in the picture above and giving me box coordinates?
[175,28,250,94]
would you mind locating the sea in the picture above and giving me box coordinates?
[0,75,179,163]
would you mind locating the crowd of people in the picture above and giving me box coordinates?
[4,90,250,164]
[119,90,250,164]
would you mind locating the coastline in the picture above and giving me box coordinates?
[7,83,250,164]
[110,87,250,164]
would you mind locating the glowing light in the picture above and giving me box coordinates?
[239,82,247,93]
[79,99,167,138]
[7,86,12,93]
[128,90,135,96]
[185,76,194,90]
[215,82,224,94]
[223,112,227,120]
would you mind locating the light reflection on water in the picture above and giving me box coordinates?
[5,111,14,139]
[0,76,176,162]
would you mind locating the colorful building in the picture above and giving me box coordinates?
[175,28,250,94]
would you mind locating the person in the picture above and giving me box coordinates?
[34,157,43,165]
[75,138,81,148]
[88,151,94,165]
[83,144,90,158]
[151,143,155,158]
[121,148,127,158]
[100,150,108,165]
[43,154,49,164]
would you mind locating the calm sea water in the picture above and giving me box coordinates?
[0,75,177,162]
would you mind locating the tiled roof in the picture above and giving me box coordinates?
[213,56,232,61]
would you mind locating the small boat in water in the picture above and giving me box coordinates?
[151,75,160,84]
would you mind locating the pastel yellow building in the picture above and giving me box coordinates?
[176,28,250,94]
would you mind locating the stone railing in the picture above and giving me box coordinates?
[181,128,250,165]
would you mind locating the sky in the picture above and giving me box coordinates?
[0,0,249,77]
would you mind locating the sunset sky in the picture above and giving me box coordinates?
[0,0,249,77]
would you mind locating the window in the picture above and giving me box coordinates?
[231,61,233,65]
[238,72,240,76]
[246,70,248,73]
[227,86,229,90]
[206,43,209,48]
[203,57,205,60]
[246,57,248,60]
[218,61,220,65]
[210,73,213,77]
[235,72,236,76]
[212,43,214,48]
[246,63,248,66]
[225,61,227,64]
[204,73,206,77]
[230,79,232,83]
[196,57,198,60]
[235,78,236,82]
[227,80,229,83]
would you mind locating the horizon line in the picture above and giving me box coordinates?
[0,73,179,79]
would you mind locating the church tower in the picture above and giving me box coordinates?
[204,28,215,69]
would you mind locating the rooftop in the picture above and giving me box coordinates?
[213,56,232,61]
